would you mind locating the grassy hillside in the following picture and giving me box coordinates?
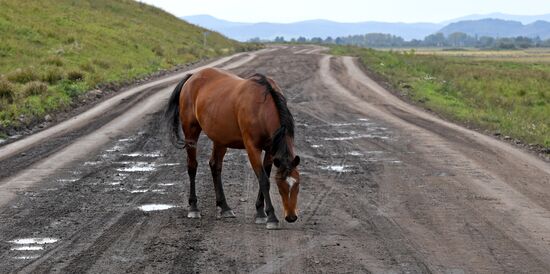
[0,0,257,135]
[331,46,550,148]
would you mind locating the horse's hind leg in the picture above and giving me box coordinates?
[255,151,272,224]
[209,143,235,218]
[183,124,201,218]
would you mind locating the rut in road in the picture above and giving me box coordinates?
[0,46,549,273]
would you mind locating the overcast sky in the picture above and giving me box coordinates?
[139,0,550,23]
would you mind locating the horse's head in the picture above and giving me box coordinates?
[273,155,301,223]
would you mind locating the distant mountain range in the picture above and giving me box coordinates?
[439,19,550,39]
[182,14,550,41]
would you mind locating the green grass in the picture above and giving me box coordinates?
[331,46,550,148]
[0,0,259,133]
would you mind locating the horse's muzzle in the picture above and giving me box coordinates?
[285,214,298,223]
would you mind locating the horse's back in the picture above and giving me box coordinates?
[180,68,277,148]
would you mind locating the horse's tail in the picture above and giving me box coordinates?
[164,74,192,148]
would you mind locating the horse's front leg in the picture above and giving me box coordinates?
[255,152,273,224]
[209,143,235,218]
[244,142,279,229]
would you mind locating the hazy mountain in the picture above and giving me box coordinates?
[182,14,550,42]
[444,13,550,25]
[182,15,441,41]
[439,19,550,39]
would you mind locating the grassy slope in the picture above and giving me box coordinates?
[0,0,257,134]
[331,46,550,148]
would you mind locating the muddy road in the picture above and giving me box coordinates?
[1,46,549,273]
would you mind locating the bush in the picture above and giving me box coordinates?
[7,67,39,84]
[67,70,84,81]
[23,81,48,96]
[0,78,16,102]
[41,67,64,84]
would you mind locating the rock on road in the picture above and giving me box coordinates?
[0,46,549,273]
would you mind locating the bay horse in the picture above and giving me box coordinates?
[164,68,301,229]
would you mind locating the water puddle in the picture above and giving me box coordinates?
[11,245,43,251]
[347,151,363,156]
[122,151,161,157]
[116,162,156,172]
[84,161,102,166]
[9,238,58,245]
[321,165,353,172]
[311,144,323,148]
[158,183,175,187]
[324,134,390,141]
[129,189,148,193]
[57,178,79,183]
[138,204,176,212]
[13,255,40,260]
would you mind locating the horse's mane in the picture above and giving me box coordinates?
[248,74,295,161]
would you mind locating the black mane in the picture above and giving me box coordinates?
[249,73,295,162]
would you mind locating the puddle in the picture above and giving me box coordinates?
[11,246,44,251]
[129,189,148,193]
[84,161,102,166]
[0,138,5,144]
[358,118,369,121]
[158,183,175,186]
[152,189,166,193]
[138,204,176,212]
[13,255,40,260]
[117,138,134,142]
[108,182,121,186]
[57,178,79,183]
[157,163,180,167]
[311,144,323,148]
[116,162,156,172]
[122,152,161,157]
[321,165,353,172]
[324,134,390,141]
[9,238,58,245]
[347,151,363,156]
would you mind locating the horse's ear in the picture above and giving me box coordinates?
[273,158,281,168]
[291,155,300,167]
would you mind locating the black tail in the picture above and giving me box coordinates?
[165,74,192,148]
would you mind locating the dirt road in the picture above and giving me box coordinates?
[1,45,549,273]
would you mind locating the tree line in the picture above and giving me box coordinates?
[250,33,550,49]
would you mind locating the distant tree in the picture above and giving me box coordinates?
[274,36,286,43]
[423,33,446,47]
[448,32,469,47]
[297,36,307,43]
[248,37,261,43]
[310,37,323,44]
[324,36,334,44]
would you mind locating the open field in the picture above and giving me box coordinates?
[392,48,550,63]
[332,45,550,148]
[0,0,258,136]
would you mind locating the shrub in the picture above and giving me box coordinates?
[0,78,16,102]
[41,67,64,84]
[23,81,48,96]
[42,56,64,67]
[7,67,39,84]
[67,70,84,81]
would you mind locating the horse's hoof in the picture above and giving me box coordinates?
[187,211,201,219]
[220,209,236,218]
[266,222,280,230]
[255,217,268,224]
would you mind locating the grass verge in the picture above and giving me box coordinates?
[331,45,550,148]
